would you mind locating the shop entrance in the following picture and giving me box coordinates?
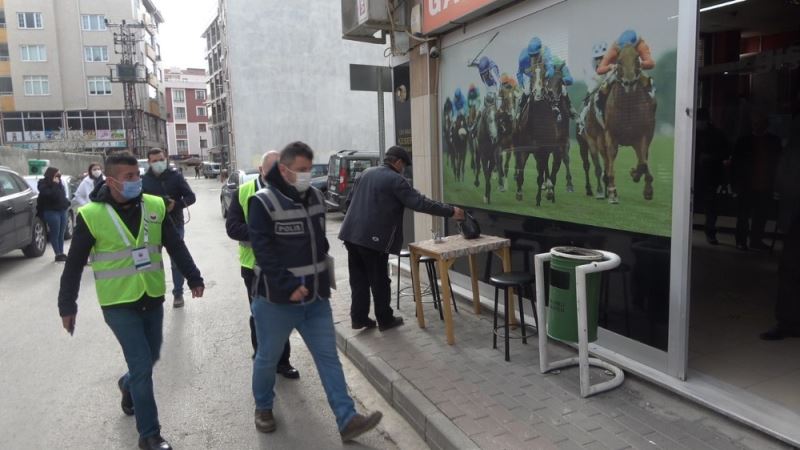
[690,0,800,415]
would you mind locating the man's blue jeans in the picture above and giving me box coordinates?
[103,305,164,439]
[171,225,185,297]
[42,209,66,255]
[251,297,356,431]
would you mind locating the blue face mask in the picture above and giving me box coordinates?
[120,179,142,200]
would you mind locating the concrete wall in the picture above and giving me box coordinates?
[0,146,103,177]
[225,0,394,168]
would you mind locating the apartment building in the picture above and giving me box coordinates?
[202,7,230,166]
[0,0,167,155]
[164,67,209,158]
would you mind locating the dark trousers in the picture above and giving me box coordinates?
[242,267,291,365]
[776,214,800,333]
[700,187,719,239]
[736,191,771,246]
[103,305,163,439]
[345,242,394,325]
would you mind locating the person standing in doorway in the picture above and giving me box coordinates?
[38,166,70,262]
[58,152,205,450]
[226,150,299,379]
[142,148,197,307]
[248,141,382,441]
[338,146,465,331]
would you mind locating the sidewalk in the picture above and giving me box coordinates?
[329,264,790,449]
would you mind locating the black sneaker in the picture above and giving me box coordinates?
[138,434,171,450]
[378,317,404,332]
[276,364,300,379]
[55,254,67,262]
[118,376,134,416]
[173,295,184,308]
[351,318,377,330]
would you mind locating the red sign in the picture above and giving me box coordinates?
[422,0,501,34]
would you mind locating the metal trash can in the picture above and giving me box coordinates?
[547,246,604,343]
[27,159,50,176]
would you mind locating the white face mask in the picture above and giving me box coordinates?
[151,160,167,175]
[92,169,102,178]
[291,170,312,192]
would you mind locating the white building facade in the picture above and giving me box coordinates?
[164,68,209,158]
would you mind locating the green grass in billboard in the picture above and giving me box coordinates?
[442,135,674,237]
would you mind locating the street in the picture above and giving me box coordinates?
[0,177,426,450]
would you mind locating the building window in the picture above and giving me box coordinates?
[172,89,185,103]
[20,44,47,62]
[196,106,207,117]
[176,140,188,152]
[199,123,207,133]
[195,89,206,100]
[0,77,12,95]
[200,139,208,149]
[81,14,106,31]
[84,46,108,62]
[23,76,49,96]
[87,76,112,95]
[175,124,187,138]
[174,107,186,120]
[18,12,43,29]
[0,10,6,28]
[0,43,7,61]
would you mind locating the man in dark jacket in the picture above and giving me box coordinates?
[225,150,299,379]
[248,141,382,441]
[338,146,465,331]
[58,153,204,450]
[142,148,197,307]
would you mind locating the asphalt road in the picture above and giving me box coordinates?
[0,176,426,450]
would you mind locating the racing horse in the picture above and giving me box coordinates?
[577,92,607,198]
[514,61,562,207]
[496,84,518,192]
[603,43,657,203]
[473,93,500,203]
[466,101,481,182]
[442,98,455,177]
[543,62,575,197]
[451,111,469,182]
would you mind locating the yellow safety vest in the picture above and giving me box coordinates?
[238,179,258,269]
[79,194,166,306]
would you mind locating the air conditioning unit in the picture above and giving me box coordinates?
[341,0,390,44]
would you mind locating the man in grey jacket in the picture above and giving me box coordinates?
[338,146,465,331]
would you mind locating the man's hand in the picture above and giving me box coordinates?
[290,285,309,302]
[452,207,466,221]
[191,286,204,298]
[167,199,176,212]
[62,315,76,335]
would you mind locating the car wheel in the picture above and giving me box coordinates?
[64,211,75,240]
[22,217,47,257]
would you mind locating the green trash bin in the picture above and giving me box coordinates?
[28,159,50,176]
[547,246,604,343]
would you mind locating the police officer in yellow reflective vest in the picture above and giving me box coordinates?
[58,153,205,450]
[225,150,299,379]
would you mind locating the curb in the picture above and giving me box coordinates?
[335,326,479,450]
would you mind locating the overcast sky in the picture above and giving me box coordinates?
[156,0,219,70]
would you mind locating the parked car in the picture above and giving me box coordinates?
[311,163,329,193]
[24,174,79,240]
[324,150,380,214]
[0,166,47,257]
[202,162,221,179]
[220,168,260,218]
[137,159,149,176]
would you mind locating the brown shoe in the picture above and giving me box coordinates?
[254,409,276,433]
[340,411,383,442]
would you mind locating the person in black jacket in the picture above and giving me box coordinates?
[58,153,204,450]
[248,141,382,441]
[225,150,299,379]
[142,148,197,307]
[38,166,71,262]
[338,146,465,331]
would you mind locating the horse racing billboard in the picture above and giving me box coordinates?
[439,0,679,237]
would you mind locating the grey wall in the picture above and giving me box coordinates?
[226,0,394,168]
[0,147,103,177]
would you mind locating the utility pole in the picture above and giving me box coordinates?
[108,19,152,157]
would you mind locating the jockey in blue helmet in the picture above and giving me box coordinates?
[477,56,501,95]
[519,37,574,91]
[516,49,531,90]
[453,88,466,114]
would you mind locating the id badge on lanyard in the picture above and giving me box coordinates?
[106,203,152,271]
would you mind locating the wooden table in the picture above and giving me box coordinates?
[409,234,513,345]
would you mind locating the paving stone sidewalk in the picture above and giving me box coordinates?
[329,274,791,450]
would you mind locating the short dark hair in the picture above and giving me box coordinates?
[105,152,138,177]
[280,141,314,165]
[147,148,164,160]
[43,166,60,181]
[384,155,401,165]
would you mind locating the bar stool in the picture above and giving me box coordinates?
[489,271,537,362]
[395,249,432,309]
[420,255,458,320]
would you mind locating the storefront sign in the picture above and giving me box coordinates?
[422,0,502,34]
